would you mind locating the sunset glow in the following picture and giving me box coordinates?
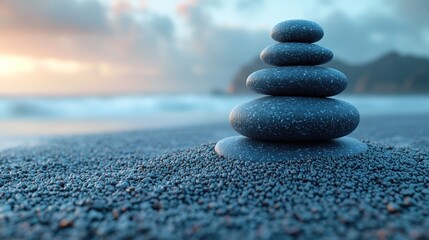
[0,0,428,96]
[0,55,93,76]
[0,55,35,76]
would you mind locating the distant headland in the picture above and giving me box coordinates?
[228,51,429,94]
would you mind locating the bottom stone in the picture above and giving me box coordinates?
[215,136,367,161]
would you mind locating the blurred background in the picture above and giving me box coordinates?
[0,0,429,141]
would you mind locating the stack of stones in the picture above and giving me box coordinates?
[215,19,367,161]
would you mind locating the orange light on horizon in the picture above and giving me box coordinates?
[0,54,92,76]
[0,55,35,76]
[0,54,162,96]
[41,59,90,74]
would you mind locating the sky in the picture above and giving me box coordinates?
[0,0,428,96]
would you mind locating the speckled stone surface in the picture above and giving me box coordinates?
[271,19,324,43]
[260,43,333,66]
[215,136,368,161]
[230,96,360,141]
[216,19,367,161]
[247,66,347,96]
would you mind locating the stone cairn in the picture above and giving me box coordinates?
[216,19,367,161]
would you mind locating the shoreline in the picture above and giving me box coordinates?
[1,113,428,151]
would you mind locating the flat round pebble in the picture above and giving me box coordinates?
[271,19,324,43]
[230,96,360,141]
[260,43,333,66]
[247,66,347,96]
[215,136,368,161]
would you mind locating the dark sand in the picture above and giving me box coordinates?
[0,114,428,239]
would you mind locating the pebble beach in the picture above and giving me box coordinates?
[0,114,428,239]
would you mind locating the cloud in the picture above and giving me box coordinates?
[0,0,177,63]
[319,3,429,63]
[390,0,429,25]
[319,12,393,63]
[0,0,271,93]
[176,0,221,31]
[0,0,185,94]
[173,0,269,89]
[111,0,133,15]
[2,0,429,95]
[0,0,108,33]
[235,0,265,11]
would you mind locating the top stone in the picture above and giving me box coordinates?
[271,19,324,43]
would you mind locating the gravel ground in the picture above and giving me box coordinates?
[0,114,428,239]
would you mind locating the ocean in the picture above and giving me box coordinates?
[0,94,428,138]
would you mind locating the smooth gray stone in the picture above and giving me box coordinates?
[215,136,368,161]
[271,19,324,43]
[247,66,347,96]
[260,43,333,66]
[230,96,359,141]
